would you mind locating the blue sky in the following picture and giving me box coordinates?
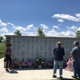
[0,0,80,37]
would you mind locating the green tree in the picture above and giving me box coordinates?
[14,30,22,36]
[2,39,6,44]
[0,36,3,43]
[37,28,45,37]
[76,30,80,38]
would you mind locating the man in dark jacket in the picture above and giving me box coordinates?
[53,41,65,78]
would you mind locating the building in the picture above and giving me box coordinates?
[5,35,80,63]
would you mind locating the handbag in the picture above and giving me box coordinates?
[4,57,7,62]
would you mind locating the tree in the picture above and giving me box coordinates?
[37,28,45,37]
[76,30,80,38]
[14,30,22,36]
[0,36,3,43]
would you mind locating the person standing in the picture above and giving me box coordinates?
[4,43,13,72]
[69,41,80,79]
[53,41,65,78]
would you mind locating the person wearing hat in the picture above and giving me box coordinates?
[53,41,65,78]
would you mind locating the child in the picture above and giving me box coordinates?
[65,58,73,72]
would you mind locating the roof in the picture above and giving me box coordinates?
[5,35,80,40]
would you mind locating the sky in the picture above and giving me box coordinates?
[0,0,80,37]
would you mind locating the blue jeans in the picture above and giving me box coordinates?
[53,60,63,76]
[73,61,80,77]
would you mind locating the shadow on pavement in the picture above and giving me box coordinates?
[50,78,79,80]
[7,70,18,74]
[14,68,52,71]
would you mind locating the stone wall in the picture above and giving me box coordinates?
[5,35,80,62]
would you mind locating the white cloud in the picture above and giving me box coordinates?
[1,32,14,39]
[7,23,36,32]
[26,32,36,36]
[40,24,49,30]
[76,13,80,18]
[45,29,75,37]
[12,24,37,36]
[7,22,15,28]
[0,27,9,33]
[5,32,14,35]
[45,29,58,37]
[27,24,35,30]
[52,14,80,22]
[59,30,75,37]
[66,25,77,30]
[53,25,59,29]
[58,19,64,23]
[9,23,25,31]
[13,26,27,32]
[0,19,7,27]
[0,19,76,38]
[7,23,28,34]
[77,27,80,31]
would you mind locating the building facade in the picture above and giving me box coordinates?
[5,35,80,62]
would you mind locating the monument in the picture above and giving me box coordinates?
[5,35,80,63]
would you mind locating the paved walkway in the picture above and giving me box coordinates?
[0,58,74,80]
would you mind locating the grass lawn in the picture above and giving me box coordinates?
[0,42,5,58]
[0,53,4,59]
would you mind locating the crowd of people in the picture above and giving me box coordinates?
[4,40,80,79]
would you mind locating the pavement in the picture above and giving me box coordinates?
[0,58,74,80]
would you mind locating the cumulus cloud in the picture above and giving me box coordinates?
[66,25,77,30]
[0,19,7,27]
[8,23,26,32]
[7,23,28,34]
[0,27,9,33]
[45,29,58,37]
[52,14,80,22]
[26,32,36,36]
[76,13,80,18]
[7,22,15,28]
[59,30,75,37]
[45,29,75,37]
[53,25,59,29]
[58,19,64,23]
[77,27,80,31]
[13,26,27,32]
[40,24,49,30]
[0,19,76,38]
[42,24,76,37]
[4,32,14,35]
[27,24,36,30]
